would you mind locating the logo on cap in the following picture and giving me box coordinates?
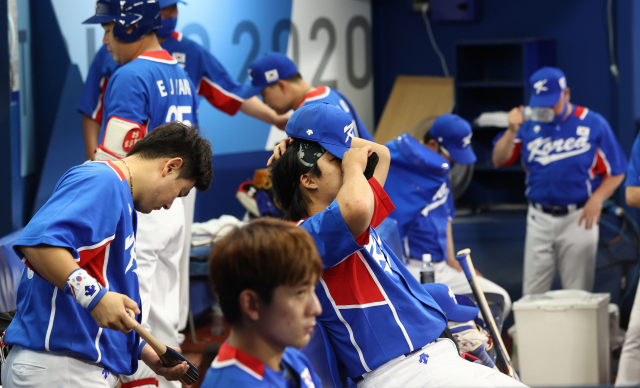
[462,133,472,148]
[344,122,355,143]
[534,79,548,95]
[559,76,566,89]
[307,129,314,135]
[247,68,253,81]
[265,69,279,83]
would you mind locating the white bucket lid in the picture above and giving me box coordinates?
[513,290,610,311]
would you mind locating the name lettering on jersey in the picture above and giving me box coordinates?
[432,182,449,201]
[157,80,168,97]
[344,121,355,143]
[157,78,192,97]
[526,134,591,166]
[533,79,548,94]
[124,233,137,275]
[365,229,392,274]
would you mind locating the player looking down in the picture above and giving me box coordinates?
[244,52,373,141]
[202,218,323,387]
[492,67,627,296]
[78,0,289,162]
[384,114,512,318]
[0,122,213,388]
[269,102,527,387]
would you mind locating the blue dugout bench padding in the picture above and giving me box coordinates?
[0,228,25,312]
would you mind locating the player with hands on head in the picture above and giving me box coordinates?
[0,122,213,388]
[269,102,528,387]
[202,218,323,387]
[78,0,289,162]
[244,52,373,141]
[492,66,627,295]
[383,114,512,318]
[615,132,640,386]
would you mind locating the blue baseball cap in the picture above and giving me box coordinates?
[529,67,567,108]
[244,52,299,99]
[286,102,353,160]
[423,283,479,322]
[159,0,186,7]
[430,114,476,165]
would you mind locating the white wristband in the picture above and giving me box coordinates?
[65,268,104,310]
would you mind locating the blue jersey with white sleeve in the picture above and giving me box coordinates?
[202,342,322,388]
[5,161,143,375]
[496,105,627,205]
[297,86,373,141]
[77,31,245,125]
[299,178,447,378]
[625,132,640,188]
[96,49,199,159]
[384,133,454,262]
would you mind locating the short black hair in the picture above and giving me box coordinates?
[127,121,213,191]
[285,73,303,83]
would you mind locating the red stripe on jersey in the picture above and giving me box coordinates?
[369,178,395,228]
[171,31,183,42]
[590,149,610,179]
[198,77,243,115]
[92,76,109,124]
[138,50,177,64]
[106,160,126,180]
[499,140,522,167]
[215,342,265,377]
[78,237,115,287]
[573,105,585,119]
[296,86,329,109]
[322,253,386,306]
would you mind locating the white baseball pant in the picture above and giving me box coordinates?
[356,338,527,388]
[615,282,640,386]
[1,345,119,388]
[406,259,512,319]
[523,204,598,295]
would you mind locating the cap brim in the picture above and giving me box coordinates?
[321,143,349,160]
[529,92,561,108]
[447,147,477,165]
[240,84,266,99]
[83,15,117,24]
[448,304,480,322]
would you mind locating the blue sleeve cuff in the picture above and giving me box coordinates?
[137,340,148,360]
[87,287,108,311]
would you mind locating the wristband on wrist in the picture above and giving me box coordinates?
[64,268,106,311]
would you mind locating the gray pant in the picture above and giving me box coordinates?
[523,204,598,295]
[616,282,640,386]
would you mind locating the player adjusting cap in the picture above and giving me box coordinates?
[286,102,353,161]
[430,114,476,165]
[423,283,479,322]
[529,66,567,108]
[243,52,299,99]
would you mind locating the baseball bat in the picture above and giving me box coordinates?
[126,308,199,385]
[455,249,520,381]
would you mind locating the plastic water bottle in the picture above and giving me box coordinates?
[420,254,435,284]
[211,303,225,336]
[522,106,555,123]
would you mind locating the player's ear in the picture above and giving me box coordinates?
[238,289,260,322]
[300,173,317,191]
[163,157,184,176]
[565,87,571,103]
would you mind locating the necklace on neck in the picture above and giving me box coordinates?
[120,158,133,197]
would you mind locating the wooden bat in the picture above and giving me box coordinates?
[455,249,520,381]
[126,308,198,385]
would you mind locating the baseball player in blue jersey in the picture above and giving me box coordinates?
[202,218,323,388]
[81,2,201,387]
[269,103,527,387]
[615,133,640,386]
[384,114,512,318]
[0,122,213,388]
[78,0,289,162]
[493,67,627,295]
[244,52,374,141]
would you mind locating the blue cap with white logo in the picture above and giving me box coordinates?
[529,66,567,108]
[430,114,476,165]
[423,283,479,322]
[286,102,354,160]
[243,52,299,99]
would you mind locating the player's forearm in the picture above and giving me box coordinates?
[83,114,101,160]
[626,186,640,208]
[492,129,517,167]
[591,173,625,202]
[446,221,455,263]
[351,137,391,186]
[239,96,279,124]
[19,245,80,289]
[336,165,375,239]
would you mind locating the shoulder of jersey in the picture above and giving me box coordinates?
[205,365,263,387]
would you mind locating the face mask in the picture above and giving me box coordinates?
[157,17,177,39]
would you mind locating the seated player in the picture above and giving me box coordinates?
[1,122,212,388]
[384,114,512,317]
[243,52,373,140]
[269,102,527,387]
[202,218,323,388]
